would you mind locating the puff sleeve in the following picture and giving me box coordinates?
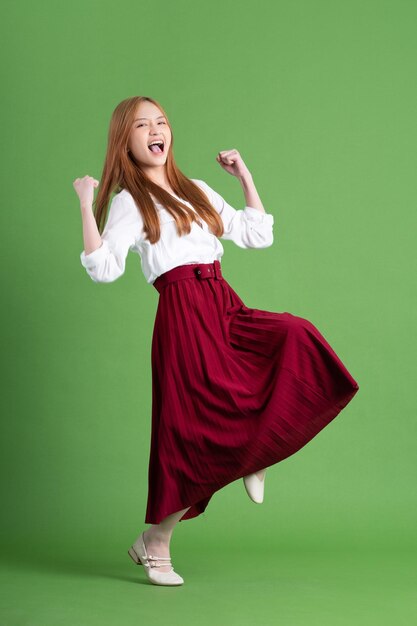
[80,192,142,283]
[195,179,274,249]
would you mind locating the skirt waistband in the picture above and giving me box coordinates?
[153,260,223,293]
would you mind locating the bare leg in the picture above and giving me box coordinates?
[143,506,191,573]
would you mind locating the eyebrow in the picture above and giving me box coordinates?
[134,115,166,122]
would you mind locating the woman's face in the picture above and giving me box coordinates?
[128,101,172,168]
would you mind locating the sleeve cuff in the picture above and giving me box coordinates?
[80,240,109,269]
[243,206,274,225]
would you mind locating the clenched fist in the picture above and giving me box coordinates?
[216,149,251,178]
[73,175,99,208]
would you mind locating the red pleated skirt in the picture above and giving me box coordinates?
[145,260,359,524]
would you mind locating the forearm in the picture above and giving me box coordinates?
[238,171,266,215]
[80,203,103,255]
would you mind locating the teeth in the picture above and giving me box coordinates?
[148,141,164,146]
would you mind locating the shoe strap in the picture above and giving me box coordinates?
[145,555,173,569]
[146,554,172,568]
[147,554,172,561]
[140,534,173,567]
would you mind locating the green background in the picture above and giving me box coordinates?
[1,0,416,623]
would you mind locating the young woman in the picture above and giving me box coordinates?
[74,96,359,587]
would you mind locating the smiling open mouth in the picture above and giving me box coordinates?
[148,141,164,154]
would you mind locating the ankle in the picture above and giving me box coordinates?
[144,527,171,545]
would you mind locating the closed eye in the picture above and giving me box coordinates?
[137,121,166,128]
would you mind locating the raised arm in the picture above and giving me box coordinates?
[194,179,274,249]
[80,192,142,283]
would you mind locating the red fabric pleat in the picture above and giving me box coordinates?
[145,264,359,524]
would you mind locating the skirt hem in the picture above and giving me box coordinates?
[144,373,358,525]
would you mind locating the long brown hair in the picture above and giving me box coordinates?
[93,96,225,244]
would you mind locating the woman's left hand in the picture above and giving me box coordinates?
[216,149,251,178]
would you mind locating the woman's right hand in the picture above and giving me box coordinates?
[73,175,99,208]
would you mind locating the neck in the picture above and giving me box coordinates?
[142,164,170,190]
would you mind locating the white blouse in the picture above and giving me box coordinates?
[80,178,274,284]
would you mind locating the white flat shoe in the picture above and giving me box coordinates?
[128,531,184,586]
[243,469,266,503]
